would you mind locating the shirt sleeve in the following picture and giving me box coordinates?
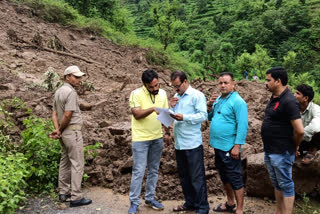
[234,100,248,145]
[183,92,208,124]
[304,104,320,142]
[129,90,141,109]
[65,91,78,111]
[285,98,301,121]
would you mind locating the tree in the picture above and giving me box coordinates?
[151,0,186,50]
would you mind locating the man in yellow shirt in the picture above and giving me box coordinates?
[128,69,169,214]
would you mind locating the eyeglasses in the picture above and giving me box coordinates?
[172,82,183,89]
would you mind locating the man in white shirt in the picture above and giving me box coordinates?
[294,84,320,164]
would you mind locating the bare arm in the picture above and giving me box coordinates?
[52,111,60,130]
[131,107,157,120]
[50,110,61,139]
[59,111,73,132]
[291,118,304,148]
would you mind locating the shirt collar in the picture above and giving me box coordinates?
[177,85,192,97]
[64,82,75,91]
[302,102,313,114]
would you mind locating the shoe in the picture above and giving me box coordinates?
[70,198,92,207]
[59,194,71,202]
[145,199,164,210]
[128,203,139,214]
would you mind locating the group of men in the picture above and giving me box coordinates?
[50,65,320,214]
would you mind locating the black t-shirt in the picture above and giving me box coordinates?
[261,88,301,154]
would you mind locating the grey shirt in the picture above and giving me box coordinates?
[301,102,320,142]
[53,83,83,126]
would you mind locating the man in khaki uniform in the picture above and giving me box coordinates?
[50,65,92,207]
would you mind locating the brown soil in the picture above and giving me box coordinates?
[0,0,280,213]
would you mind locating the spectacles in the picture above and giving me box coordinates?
[172,82,183,89]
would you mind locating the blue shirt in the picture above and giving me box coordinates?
[208,91,248,151]
[172,86,208,150]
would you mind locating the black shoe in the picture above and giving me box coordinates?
[59,194,71,202]
[70,198,92,207]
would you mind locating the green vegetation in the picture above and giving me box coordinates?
[13,0,320,102]
[0,97,102,212]
[0,98,60,213]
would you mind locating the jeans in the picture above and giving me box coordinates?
[175,145,209,214]
[264,151,295,197]
[129,138,163,205]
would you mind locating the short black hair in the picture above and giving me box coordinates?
[219,72,234,80]
[266,67,288,86]
[296,84,314,102]
[171,71,188,82]
[141,69,158,84]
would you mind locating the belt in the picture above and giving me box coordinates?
[65,124,82,130]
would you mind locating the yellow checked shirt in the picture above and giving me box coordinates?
[129,86,168,142]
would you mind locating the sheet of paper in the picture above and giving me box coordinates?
[155,107,175,128]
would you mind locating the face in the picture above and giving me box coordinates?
[171,77,187,95]
[145,78,159,95]
[265,73,279,93]
[66,74,82,87]
[218,75,235,97]
[294,90,308,105]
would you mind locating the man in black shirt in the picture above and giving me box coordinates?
[261,67,304,214]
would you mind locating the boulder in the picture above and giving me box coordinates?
[246,152,320,198]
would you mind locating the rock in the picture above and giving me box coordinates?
[108,121,130,135]
[246,152,320,198]
[80,101,94,111]
[119,157,133,173]
[105,169,114,182]
[99,120,111,128]
[21,51,36,61]
[246,152,274,198]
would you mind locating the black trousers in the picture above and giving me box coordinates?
[175,145,209,214]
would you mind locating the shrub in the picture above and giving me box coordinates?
[0,152,29,214]
[21,116,61,193]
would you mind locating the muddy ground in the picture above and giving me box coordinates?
[0,1,310,213]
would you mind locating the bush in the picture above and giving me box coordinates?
[21,116,61,193]
[16,0,78,25]
[0,152,29,214]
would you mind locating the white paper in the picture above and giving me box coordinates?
[155,107,175,128]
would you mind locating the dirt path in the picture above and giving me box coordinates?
[18,186,275,214]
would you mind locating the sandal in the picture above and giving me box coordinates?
[173,204,195,212]
[213,202,236,213]
[302,152,316,165]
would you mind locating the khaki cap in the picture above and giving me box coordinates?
[63,65,85,77]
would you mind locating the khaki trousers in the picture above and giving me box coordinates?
[59,129,84,201]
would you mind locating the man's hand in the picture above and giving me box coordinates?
[169,97,179,108]
[231,145,240,160]
[49,129,61,139]
[296,146,300,157]
[170,113,183,121]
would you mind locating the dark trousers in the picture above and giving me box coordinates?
[175,145,209,214]
[299,132,320,154]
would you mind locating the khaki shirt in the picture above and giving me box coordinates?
[53,83,83,126]
[301,102,320,142]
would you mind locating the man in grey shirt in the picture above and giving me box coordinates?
[294,84,320,164]
[50,65,92,207]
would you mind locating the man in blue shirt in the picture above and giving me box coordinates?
[208,72,248,214]
[169,71,209,214]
